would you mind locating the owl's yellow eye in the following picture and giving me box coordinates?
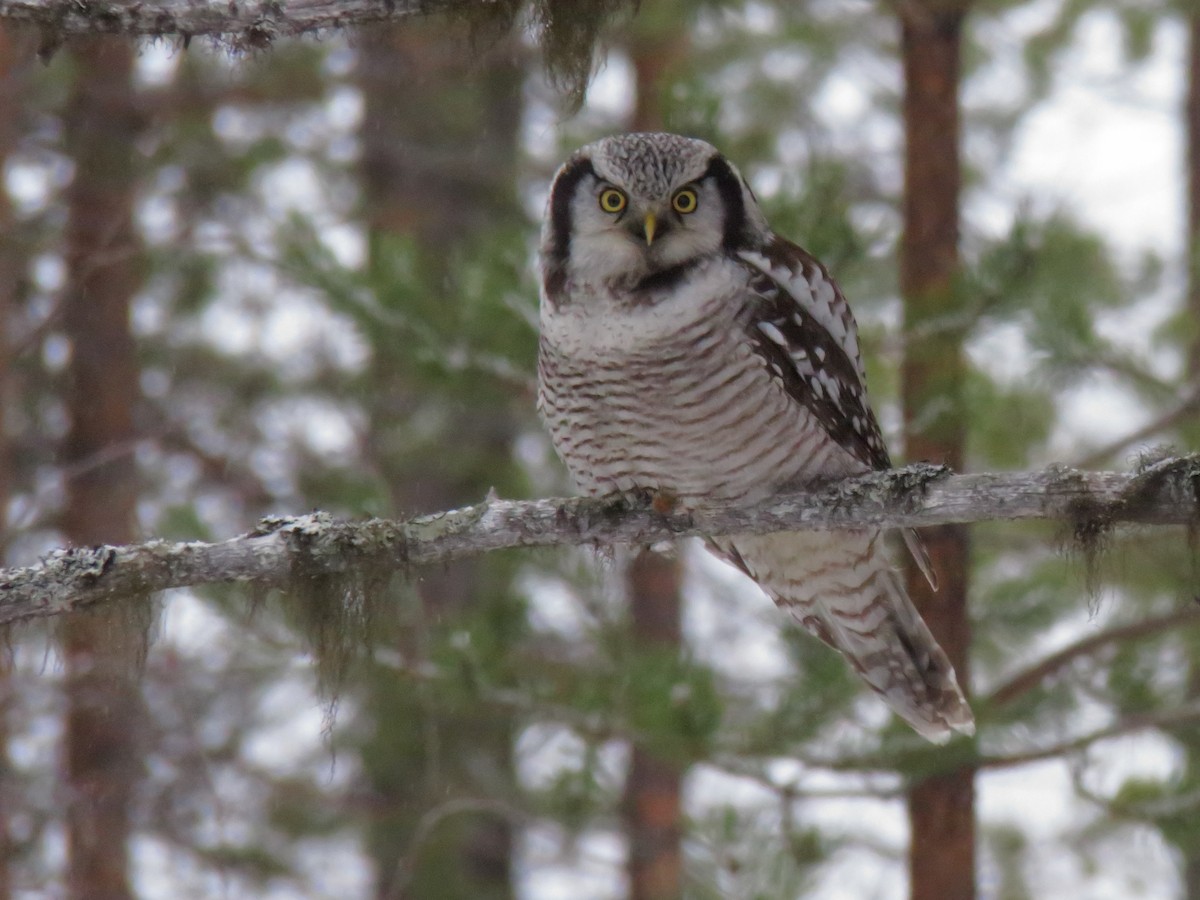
[598,189,627,214]
[672,188,699,214]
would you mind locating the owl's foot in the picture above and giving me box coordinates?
[650,488,679,516]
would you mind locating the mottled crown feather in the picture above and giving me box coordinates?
[581,132,719,199]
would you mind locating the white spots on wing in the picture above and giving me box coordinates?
[814,346,826,363]
[757,320,788,347]
[737,251,776,294]
[817,370,842,402]
[812,274,836,312]
[739,248,863,385]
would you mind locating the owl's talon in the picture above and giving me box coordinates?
[650,489,679,516]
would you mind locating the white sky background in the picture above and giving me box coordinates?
[7,4,1188,899]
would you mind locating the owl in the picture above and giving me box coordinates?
[536,132,973,743]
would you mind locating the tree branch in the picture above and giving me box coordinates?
[0,0,453,46]
[2,458,1198,626]
[985,606,1200,709]
[976,702,1200,771]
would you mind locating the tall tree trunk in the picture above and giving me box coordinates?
[1182,15,1200,898]
[357,22,522,900]
[0,24,33,900]
[59,35,145,900]
[1190,15,1200,381]
[622,549,683,900]
[898,6,975,900]
[0,26,20,552]
[621,20,687,900]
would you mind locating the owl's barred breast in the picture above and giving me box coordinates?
[538,259,864,504]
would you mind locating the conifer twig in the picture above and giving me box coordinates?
[985,607,1200,709]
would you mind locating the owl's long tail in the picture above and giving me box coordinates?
[709,529,974,743]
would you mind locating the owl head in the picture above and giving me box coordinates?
[541,133,768,302]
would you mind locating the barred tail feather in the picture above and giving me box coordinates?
[710,530,974,743]
[902,527,939,592]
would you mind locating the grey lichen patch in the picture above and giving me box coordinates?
[1132,444,1180,474]
[0,543,158,671]
[1061,453,1200,602]
[1125,450,1200,526]
[1057,466,1114,605]
[816,463,951,528]
[442,0,638,106]
[881,463,953,513]
[282,566,390,727]
[270,514,408,719]
[1127,451,1200,596]
[235,0,284,50]
[404,501,491,544]
[10,544,122,610]
[55,598,157,678]
[53,544,118,581]
[529,0,639,107]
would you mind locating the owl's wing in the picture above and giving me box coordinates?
[736,237,890,472]
[736,236,938,591]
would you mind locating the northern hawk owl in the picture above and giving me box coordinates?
[537,132,973,742]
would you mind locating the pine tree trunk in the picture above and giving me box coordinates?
[357,21,522,900]
[898,6,975,900]
[1189,15,1200,379]
[622,549,684,900]
[0,24,31,900]
[59,35,144,900]
[1182,15,1200,899]
[620,24,688,899]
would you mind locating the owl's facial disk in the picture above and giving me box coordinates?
[541,134,764,303]
[570,171,727,279]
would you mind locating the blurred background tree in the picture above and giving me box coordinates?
[1,1,1199,898]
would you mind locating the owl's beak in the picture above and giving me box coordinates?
[642,212,657,246]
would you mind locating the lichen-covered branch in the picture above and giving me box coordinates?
[0,0,454,46]
[0,0,634,88]
[2,458,1198,626]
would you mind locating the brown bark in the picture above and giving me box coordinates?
[0,23,33,900]
[898,5,974,900]
[0,27,19,550]
[357,21,522,900]
[620,25,686,899]
[622,549,683,900]
[59,35,145,900]
[358,23,521,253]
[1189,15,1200,379]
[627,25,689,134]
[1184,16,1200,899]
